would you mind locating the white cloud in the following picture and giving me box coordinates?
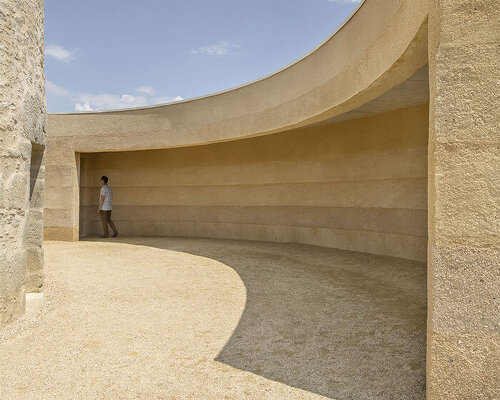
[45,44,74,62]
[154,96,184,104]
[74,102,94,112]
[47,80,183,111]
[74,93,149,110]
[191,40,237,56]
[46,80,71,97]
[136,86,156,95]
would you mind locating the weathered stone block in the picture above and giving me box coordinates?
[0,0,46,324]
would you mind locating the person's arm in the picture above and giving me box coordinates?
[97,195,104,214]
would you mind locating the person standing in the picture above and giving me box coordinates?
[97,175,118,238]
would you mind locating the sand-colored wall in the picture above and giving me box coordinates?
[0,0,46,326]
[80,105,428,262]
[427,1,500,398]
[44,1,429,243]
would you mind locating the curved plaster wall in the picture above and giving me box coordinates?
[46,1,429,150]
[45,0,430,245]
[79,104,428,262]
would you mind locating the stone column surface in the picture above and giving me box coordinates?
[427,0,500,398]
[0,0,46,326]
[43,141,80,241]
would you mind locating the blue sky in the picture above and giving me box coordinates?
[45,0,361,113]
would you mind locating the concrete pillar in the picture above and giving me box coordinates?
[0,0,46,325]
[427,0,500,398]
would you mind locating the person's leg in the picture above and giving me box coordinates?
[107,210,118,235]
[100,211,109,236]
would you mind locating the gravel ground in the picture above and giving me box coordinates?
[0,237,426,400]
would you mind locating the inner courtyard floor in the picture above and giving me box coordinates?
[0,237,426,399]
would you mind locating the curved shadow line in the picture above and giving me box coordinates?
[88,237,426,399]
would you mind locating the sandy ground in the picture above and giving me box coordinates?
[0,238,426,400]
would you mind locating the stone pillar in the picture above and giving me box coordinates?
[0,0,46,326]
[427,0,500,398]
[26,145,45,292]
[44,140,80,241]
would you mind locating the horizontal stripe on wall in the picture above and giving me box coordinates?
[81,178,427,209]
[80,149,427,188]
[81,205,427,237]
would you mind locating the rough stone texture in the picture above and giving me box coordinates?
[0,0,46,326]
[427,0,500,398]
[0,238,426,400]
[26,145,45,292]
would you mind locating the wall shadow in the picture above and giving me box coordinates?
[86,237,426,400]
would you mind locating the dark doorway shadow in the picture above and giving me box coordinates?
[84,236,426,400]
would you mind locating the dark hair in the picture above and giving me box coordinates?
[101,176,108,184]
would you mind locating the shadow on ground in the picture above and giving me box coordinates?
[87,236,426,400]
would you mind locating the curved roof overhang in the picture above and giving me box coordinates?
[48,0,430,152]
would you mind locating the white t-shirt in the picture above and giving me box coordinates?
[100,185,113,211]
